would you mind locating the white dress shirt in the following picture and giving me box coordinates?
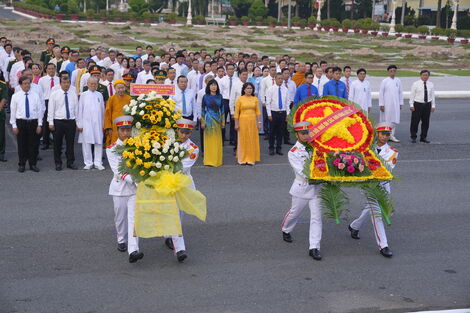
[187,69,202,93]
[349,79,372,113]
[195,88,206,120]
[10,89,45,128]
[172,63,188,77]
[409,79,435,108]
[259,75,276,104]
[47,88,79,124]
[51,84,77,95]
[219,75,238,100]
[313,75,329,96]
[15,83,44,106]
[60,59,70,73]
[283,79,297,104]
[38,75,60,100]
[79,72,90,93]
[170,87,196,120]
[9,61,24,88]
[266,84,290,117]
[228,79,245,115]
[135,70,154,84]
[164,78,176,85]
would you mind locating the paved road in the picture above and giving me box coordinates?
[1,99,470,313]
[0,6,21,19]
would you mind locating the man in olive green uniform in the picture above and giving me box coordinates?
[82,65,109,103]
[40,38,55,69]
[0,78,8,161]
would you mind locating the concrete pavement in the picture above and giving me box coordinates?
[0,99,470,313]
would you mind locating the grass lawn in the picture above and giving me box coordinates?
[433,69,470,76]
[365,69,421,77]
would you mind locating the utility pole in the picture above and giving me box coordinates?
[288,0,292,28]
[400,0,405,24]
[187,0,193,25]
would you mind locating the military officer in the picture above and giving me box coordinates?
[164,118,199,263]
[281,121,323,261]
[40,38,55,69]
[82,65,109,103]
[348,122,398,258]
[105,115,143,263]
[154,70,167,85]
[122,72,135,94]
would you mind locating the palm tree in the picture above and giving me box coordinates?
[436,0,442,27]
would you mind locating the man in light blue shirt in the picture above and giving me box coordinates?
[171,75,196,121]
[294,72,318,105]
[322,67,348,99]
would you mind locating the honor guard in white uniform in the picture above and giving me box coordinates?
[106,116,144,263]
[164,118,199,263]
[281,121,323,261]
[348,122,398,258]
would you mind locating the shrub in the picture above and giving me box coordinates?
[240,16,250,24]
[341,18,352,28]
[248,0,267,21]
[381,25,390,32]
[405,25,417,33]
[330,18,341,28]
[457,29,470,38]
[417,25,428,35]
[395,24,405,33]
[431,27,444,36]
[446,29,457,39]
[228,15,238,22]
[266,16,277,25]
[165,12,177,22]
[307,16,317,25]
[194,15,205,24]
[298,18,307,28]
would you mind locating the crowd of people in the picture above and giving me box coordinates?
[0,36,437,172]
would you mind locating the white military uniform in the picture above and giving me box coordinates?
[169,138,199,253]
[281,141,322,250]
[350,143,398,249]
[106,138,139,254]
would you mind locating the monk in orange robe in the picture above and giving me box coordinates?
[104,80,131,147]
[291,63,307,87]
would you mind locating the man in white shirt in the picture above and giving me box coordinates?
[38,63,60,150]
[282,68,296,145]
[349,68,372,115]
[409,69,435,144]
[140,45,153,61]
[214,66,225,85]
[170,76,196,121]
[340,65,352,98]
[313,67,330,95]
[59,46,71,73]
[101,49,118,70]
[266,73,290,155]
[229,69,248,117]
[187,59,202,94]
[10,76,45,172]
[102,68,116,97]
[219,63,238,145]
[379,65,403,143]
[164,68,177,85]
[172,53,189,77]
[135,60,153,84]
[0,43,13,80]
[47,77,78,170]
[259,66,277,139]
[9,50,30,89]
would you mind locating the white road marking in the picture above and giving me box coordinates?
[407,309,470,313]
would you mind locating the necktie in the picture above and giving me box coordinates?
[229,76,232,95]
[278,86,283,110]
[285,82,288,89]
[199,74,204,90]
[50,77,54,88]
[346,78,349,96]
[171,80,174,85]
[25,92,30,118]
[377,148,381,154]
[335,81,339,96]
[182,89,187,116]
[307,85,311,97]
[424,81,428,103]
[272,77,275,85]
[109,84,113,96]
[65,92,70,119]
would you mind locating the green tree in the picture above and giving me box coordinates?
[230,0,254,17]
[129,0,150,14]
[248,0,267,19]
[149,0,167,13]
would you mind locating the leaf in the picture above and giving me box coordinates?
[361,182,394,225]
[319,183,349,224]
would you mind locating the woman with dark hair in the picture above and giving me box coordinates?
[234,82,260,165]
[30,63,42,84]
[235,61,246,78]
[201,79,224,167]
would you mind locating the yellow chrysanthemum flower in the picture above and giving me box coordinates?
[139,170,146,176]
[128,152,135,159]
[144,162,152,169]
[135,149,142,156]
[126,138,135,145]
[126,160,132,167]
[135,158,143,165]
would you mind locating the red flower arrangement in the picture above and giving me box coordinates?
[332,151,365,174]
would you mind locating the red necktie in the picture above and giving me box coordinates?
[50,77,54,88]
[346,78,349,96]
[272,78,275,85]
[109,84,113,96]
[307,85,311,97]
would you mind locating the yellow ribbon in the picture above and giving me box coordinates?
[134,171,207,238]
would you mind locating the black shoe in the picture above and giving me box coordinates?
[276,150,283,155]
[380,247,393,258]
[67,164,78,170]
[420,139,430,143]
[117,242,127,252]
[129,251,144,263]
[411,138,417,143]
[309,249,322,261]
[282,232,292,243]
[0,157,7,162]
[176,250,187,263]
[41,145,49,150]
[37,156,42,161]
[18,166,25,173]
[55,164,63,171]
[164,238,174,250]
[229,141,235,146]
[348,224,360,239]
[30,165,40,172]
[269,150,275,156]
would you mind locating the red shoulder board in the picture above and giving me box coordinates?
[190,142,198,149]
[390,146,398,153]
[290,146,297,152]
[107,142,116,149]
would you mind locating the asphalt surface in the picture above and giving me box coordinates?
[0,6,21,19]
[1,99,470,313]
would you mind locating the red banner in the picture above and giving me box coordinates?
[309,105,360,140]
[130,84,176,96]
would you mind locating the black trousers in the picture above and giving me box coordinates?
[53,119,76,165]
[221,99,236,143]
[410,101,432,140]
[262,106,270,136]
[269,111,287,151]
[42,100,51,146]
[0,109,5,158]
[284,102,293,142]
[16,119,39,166]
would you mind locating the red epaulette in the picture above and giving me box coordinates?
[106,142,116,149]
[290,146,297,152]
[190,142,198,149]
[390,146,398,153]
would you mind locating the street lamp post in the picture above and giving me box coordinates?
[390,0,397,33]
[288,0,292,28]
[451,0,459,30]
[186,0,192,25]
[316,0,322,28]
